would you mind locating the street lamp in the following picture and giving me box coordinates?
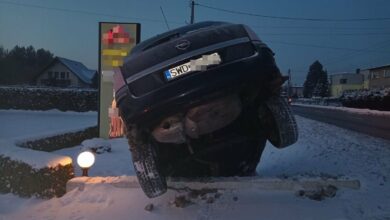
[77,151,95,176]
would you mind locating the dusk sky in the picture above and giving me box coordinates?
[1,0,390,85]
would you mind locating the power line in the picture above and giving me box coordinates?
[196,3,390,22]
[281,39,390,75]
[260,32,390,36]
[249,25,390,30]
[267,40,390,53]
[0,0,184,25]
[323,39,390,66]
[292,39,390,73]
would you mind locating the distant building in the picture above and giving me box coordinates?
[365,64,390,89]
[36,57,97,88]
[291,86,304,98]
[281,84,303,98]
[360,69,370,89]
[330,73,364,97]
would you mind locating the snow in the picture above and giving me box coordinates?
[293,103,390,117]
[66,176,360,192]
[0,109,97,141]
[0,184,350,220]
[0,139,72,168]
[1,113,390,219]
[0,193,43,215]
[0,109,97,168]
[342,88,390,100]
[55,138,133,176]
[57,57,96,84]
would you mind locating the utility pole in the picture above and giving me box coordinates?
[190,0,195,24]
[287,69,292,98]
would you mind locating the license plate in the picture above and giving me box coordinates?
[164,53,221,81]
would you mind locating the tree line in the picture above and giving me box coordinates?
[0,45,54,85]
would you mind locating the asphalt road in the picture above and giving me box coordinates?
[292,105,390,140]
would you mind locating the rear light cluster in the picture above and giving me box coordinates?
[128,42,256,97]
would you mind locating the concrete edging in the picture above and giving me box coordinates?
[66,176,360,193]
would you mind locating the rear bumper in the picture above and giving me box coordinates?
[116,51,271,126]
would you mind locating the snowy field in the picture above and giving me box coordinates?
[0,109,98,169]
[0,109,97,141]
[0,110,389,220]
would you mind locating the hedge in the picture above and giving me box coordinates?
[340,88,390,111]
[19,126,98,152]
[0,155,74,198]
[0,126,98,198]
[0,86,98,112]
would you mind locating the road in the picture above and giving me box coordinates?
[292,104,390,140]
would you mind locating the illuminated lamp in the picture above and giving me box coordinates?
[77,151,95,176]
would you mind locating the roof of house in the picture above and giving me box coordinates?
[366,64,390,71]
[39,57,96,84]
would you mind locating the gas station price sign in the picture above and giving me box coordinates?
[98,22,140,138]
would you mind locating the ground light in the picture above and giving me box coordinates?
[77,151,95,176]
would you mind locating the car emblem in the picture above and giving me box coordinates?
[175,40,191,50]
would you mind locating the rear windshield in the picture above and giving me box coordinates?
[130,21,229,55]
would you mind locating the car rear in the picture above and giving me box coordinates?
[113,21,297,198]
[115,21,279,127]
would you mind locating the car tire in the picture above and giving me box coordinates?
[126,125,167,198]
[259,96,298,148]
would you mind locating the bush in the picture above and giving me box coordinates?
[0,86,97,112]
[19,126,98,152]
[340,88,390,111]
[0,155,74,198]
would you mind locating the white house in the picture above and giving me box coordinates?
[36,57,97,88]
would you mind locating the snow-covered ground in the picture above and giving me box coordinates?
[0,110,389,220]
[0,109,97,169]
[0,109,97,141]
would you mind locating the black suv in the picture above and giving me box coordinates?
[114,21,298,198]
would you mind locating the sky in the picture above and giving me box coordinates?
[1,0,390,85]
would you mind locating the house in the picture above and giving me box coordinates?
[365,64,390,89]
[36,57,97,88]
[290,86,304,98]
[360,69,370,89]
[281,84,304,98]
[330,72,364,97]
